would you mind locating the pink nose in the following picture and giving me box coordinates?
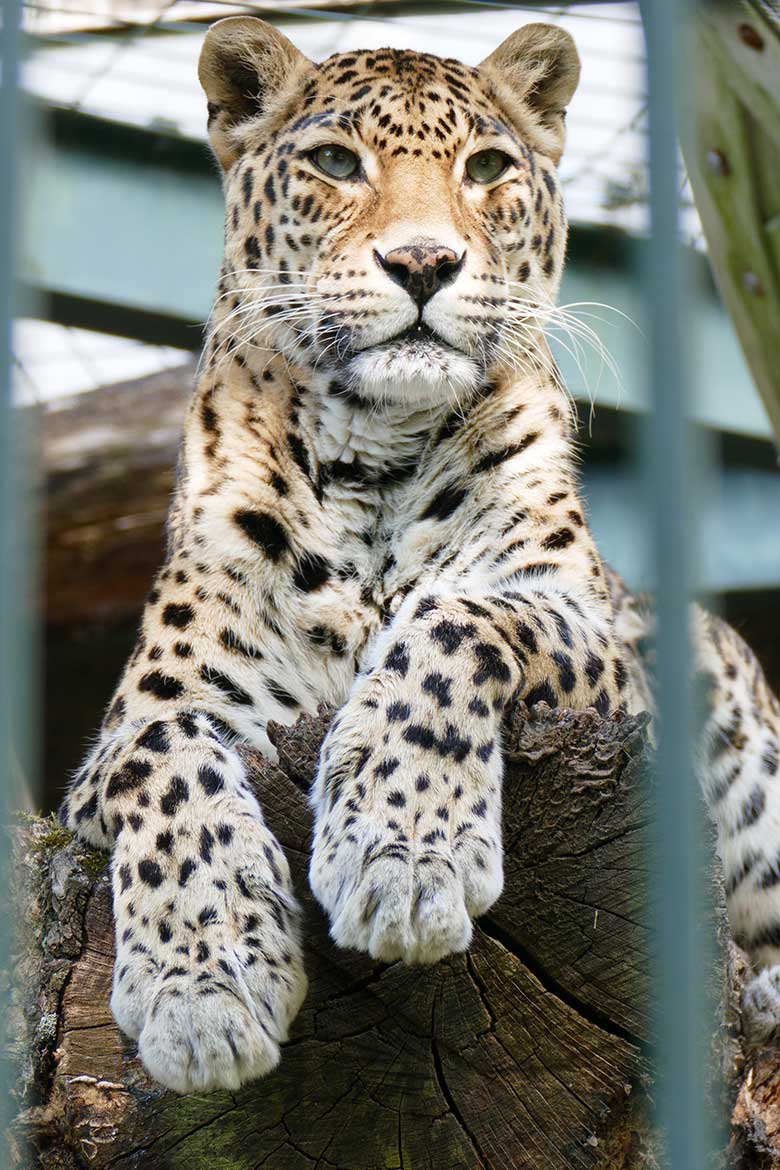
[374,243,465,306]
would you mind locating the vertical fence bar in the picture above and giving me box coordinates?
[640,0,712,1165]
[1,0,24,1159]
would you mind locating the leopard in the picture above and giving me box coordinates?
[60,15,780,1094]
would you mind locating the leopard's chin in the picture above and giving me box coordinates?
[344,335,483,408]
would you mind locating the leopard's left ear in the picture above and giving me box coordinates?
[479,24,580,164]
[199,16,313,169]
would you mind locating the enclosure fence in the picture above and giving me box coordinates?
[0,0,732,1165]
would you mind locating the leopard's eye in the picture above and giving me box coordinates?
[466,149,513,184]
[311,144,360,180]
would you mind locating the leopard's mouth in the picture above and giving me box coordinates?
[382,320,462,354]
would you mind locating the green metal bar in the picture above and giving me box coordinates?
[640,0,715,1163]
[1,0,24,1160]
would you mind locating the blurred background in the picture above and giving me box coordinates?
[14,0,780,810]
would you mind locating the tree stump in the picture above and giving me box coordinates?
[12,703,663,1170]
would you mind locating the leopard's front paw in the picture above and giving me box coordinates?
[743,965,780,1047]
[111,824,307,1093]
[309,703,504,964]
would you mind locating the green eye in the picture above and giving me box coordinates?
[466,149,512,184]
[311,144,360,180]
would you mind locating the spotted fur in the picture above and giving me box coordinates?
[61,16,780,1092]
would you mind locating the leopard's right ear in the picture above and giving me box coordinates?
[199,16,312,169]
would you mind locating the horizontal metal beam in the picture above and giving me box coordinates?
[585,464,780,593]
[28,0,622,39]
[20,104,772,439]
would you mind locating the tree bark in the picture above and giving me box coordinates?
[12,703,666,1170]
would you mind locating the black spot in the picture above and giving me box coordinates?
[118,863,132,892]
[473,642,511,686]
[136,721,170,754]
[474,436,538,475]
[198,906,219,926]
[217,823,234,846]
[542,528,575,552]
[200,664,254,707]
[585,653,605,686]
[422,672,453,707]
[138,859,164,888]
[430,620,475,655]
[242,167,254,206]
[138,671,184,701]
[384,642,410,677]
[293,552,332,592]
[287,432,312,480]
[162,603,195,629]
[403,725,436,751]
[158,920,173,944]
[220,628,263,660]
[387,701,411,722]
[552,651,576,694]
[413,596,438,620]
[516,622,538,653]
[234,508,289,560]
[374,756,400,779]
[198,765,225,796]
[156,830,174,854]
[595,689,611,716]
[200,825,215,864]
[420,483,468,522]
[265,678,300,709]
[736,785,766,832]
[177,712,199,738]
[387,790,406,808]
[160,775,189,816]
[105,758,153,800]
[526,681,557,708]
[179,858,197,886]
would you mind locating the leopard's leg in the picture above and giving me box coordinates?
[310,577,625,963]
[60,538,359,1091]
[694,608,780,1045]
[63,708,307,1093]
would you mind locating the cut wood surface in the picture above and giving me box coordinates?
[13,704,660,1170]
[12,701,780,1168]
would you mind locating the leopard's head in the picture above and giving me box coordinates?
[200,17,580,407]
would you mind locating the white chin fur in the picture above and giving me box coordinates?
[346,341,482,407]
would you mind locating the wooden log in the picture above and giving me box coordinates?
[42,362,192,627]
[12,704,664,1170]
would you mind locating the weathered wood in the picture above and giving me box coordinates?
[13,704,663,1170]
[42,363,192,626]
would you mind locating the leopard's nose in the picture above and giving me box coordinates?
[374,243,466,307]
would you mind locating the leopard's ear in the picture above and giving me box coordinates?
[199,16,312,169]
[479,24,580,164]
